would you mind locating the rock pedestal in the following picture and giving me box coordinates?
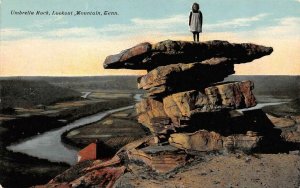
[102,40,274,171]
[106,39,273,152]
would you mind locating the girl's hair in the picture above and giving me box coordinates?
[192,3,200,11]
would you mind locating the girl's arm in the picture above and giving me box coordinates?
[199,11,203,25]
[189,12,192,26]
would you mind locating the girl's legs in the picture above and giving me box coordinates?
[192,32,200,42]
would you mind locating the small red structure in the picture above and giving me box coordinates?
[77,140,115,162]
[77,143,97,162]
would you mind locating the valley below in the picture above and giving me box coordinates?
[0,76,299,188]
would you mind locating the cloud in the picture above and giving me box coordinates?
[92,14,187,36]
[0,13,271,40]
[238,16,300,40]
[0,14,187,40]
[47,27,98,37]
[0,28,32,38]
[206,13,269,30]
[1,15,300,76]
[131,14,186,28]
[43,13,271,40]
[31,15,68,28]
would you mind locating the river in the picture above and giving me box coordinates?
[237,102,285,112]
[7,94,142,165]
[7,94,284,165]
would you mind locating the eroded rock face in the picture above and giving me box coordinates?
[224,132,263,152]
[138,58,235,96]
[163,81,256,125]
[169,130,223,152]
[169,130,262,152]
[136,81,256,131]
[103,40,273,70]
[135,98,171,133]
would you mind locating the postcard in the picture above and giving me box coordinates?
[0,0,299,187]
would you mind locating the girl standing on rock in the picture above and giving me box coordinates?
[189,3,203,42]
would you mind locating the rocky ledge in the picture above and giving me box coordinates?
[103,40,273,70]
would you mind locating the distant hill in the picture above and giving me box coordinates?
[0,75,298,96]
[0,76,140,92]
[0,80,81,113]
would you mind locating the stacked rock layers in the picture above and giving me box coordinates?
[104,40,273,154]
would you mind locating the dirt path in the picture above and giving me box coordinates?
[116,153,300,188]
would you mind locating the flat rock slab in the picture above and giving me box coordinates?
[103,40,273,70]
[137,58,235,96]
[103,42,152,69]
[126,145,187,173]
[140,145,180,154]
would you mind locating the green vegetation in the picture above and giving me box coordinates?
[62,108,148,150]
[0,80,81,113]
[263,98,300,116]
[0,76,141,92]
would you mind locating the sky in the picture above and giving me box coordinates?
[0,0,300,76]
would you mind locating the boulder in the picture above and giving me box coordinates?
[103,40,273,70]
[168,130,223,152]
[138,58,235,96]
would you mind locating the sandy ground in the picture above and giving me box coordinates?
[116,153,300,188]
